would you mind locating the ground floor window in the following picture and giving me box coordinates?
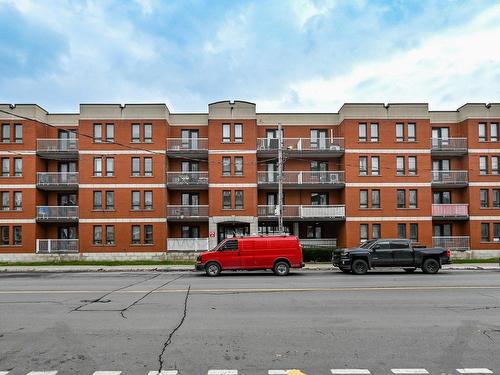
[181,225,199,238]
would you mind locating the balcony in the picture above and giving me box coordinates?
[36,206,79,223]
[167,205,209,221]
[258,171,345,189]
[431,170,468,187]
[166,172,209,190]
[166,138,208,158]
[36,139,79,160]
[432,236,470,251]
[258,204,345,221]
[36,172,79,191]
[431,138,468,155]
[257,138,344,158]
[299,238,337,249]
[432,204,469,220]
[36,239,79,254]
[167,238,210,252]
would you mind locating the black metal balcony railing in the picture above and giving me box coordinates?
[431,137,468,153]
[36,206,79,222]
[257,137,344,153]
[36,172,79,189]
[167,205,209,219]
[166,138,208,152]
[258,171,345,186]
[431,170,468,185]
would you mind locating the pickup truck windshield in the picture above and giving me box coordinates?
[360,240,376,248]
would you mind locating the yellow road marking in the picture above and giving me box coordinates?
[0,285,500,295]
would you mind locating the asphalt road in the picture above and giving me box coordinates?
[0,269,499,375]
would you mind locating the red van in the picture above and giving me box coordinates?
[195,235,303,276]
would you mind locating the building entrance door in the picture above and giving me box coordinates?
[217,223,250,243]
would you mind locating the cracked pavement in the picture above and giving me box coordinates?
[0,269,499,374]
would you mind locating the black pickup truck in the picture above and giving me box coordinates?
[333,239,451,275]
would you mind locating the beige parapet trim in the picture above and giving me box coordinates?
[208,100,256,119]
[80,103,170,120]
[256,113,340,126]
[168,113,208,126]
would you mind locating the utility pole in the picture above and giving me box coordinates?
[277,122,284,234]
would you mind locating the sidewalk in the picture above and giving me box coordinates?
[0,263,498,273]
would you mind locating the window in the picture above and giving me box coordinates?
[360,224,368,242]
[397,190,406,208]
[410,223,418,242]
[311,192,328,205]
[106,157,114,177]
[222,124,231,143]
[359,190,368,208]
[2,124,10,143]
[181,225,199,238]
[14,158,22,176]
[492,156,499,175]
[106,123,115,143]
[106,225,115,245]
[13,191,22,210]
[372,190,380,208]
[1,192,9,210]
[93,123,102,143]
[1,158,9,176]
[358,123,367,142]
[407,123,416,142]
[105,191,114,210]
[397,223,406,239]
[1,226,9,245]
[235,190,244,209]
[491,123,498,142]
[144,157,153,176]
[494,223,500,242]
[372,224,381,239]
[131,225,141,244]
[481,223,489,242]
[235,157,243,176]
[359,156,368,176]
[132,124,140,142]
[493,189,500,208]
[395,123,404,142]
[396,156,405,176]
[234,124,243,143]
[409,189,417,208]
[144,191,153,210]
[93,157,103,177]
[131,191,140,210]
[144,124,152,143]
[479,123,487,142]
[13,226,22,245]
[223,190,231,209]
[221,239,238,251]
[144,225,153,244]
[222,157,231,176]
[371,156,380,175]
[370,123,379,142]
[14,124,22,143]
[93,191,102,209]
[93,225,103,245]
[480,189,489,208]
[132,157,140,176]
[479,156,488,175]
[408,156,417,175]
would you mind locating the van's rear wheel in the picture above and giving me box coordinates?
[422,258,440,274]
[273,261,290,276]
[351,259,368,275]
[205,262,221,277]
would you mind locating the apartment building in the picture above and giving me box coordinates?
[0,100,499,260]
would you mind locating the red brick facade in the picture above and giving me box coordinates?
[0,101,499,258]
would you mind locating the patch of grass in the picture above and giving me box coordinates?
[451,258,499,264]
[0,260,196,267]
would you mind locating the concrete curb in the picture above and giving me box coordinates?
[0,263,498,273]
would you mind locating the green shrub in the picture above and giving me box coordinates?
[302,247,335,262]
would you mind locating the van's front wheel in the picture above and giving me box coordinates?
[273,261,290,276]
[205,262,221,277]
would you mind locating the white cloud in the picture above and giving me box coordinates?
[257,3,500,112]
[289,0,337,29]
[134,0,155,16]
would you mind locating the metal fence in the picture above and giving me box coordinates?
[431,170,468,184]
[37,138,78,152]
[166,172,209,185]
[431,137,467,152]
[167,205,209,218]
[36,206,79,220]
[167,238,210,252]
[258,171,344,185]
[166,138,208,151]
[258,205,345,218]
[431,204,468,217]
[432,236,470,251]
[36,239,79,253]
[37,172,79,186]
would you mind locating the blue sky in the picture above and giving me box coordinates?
[0,0,499,113]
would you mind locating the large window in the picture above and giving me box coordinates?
[105,191,114,210]
[222,157,231,176]
[494,189,500,208]
[360,224,369,242]
[397,190,406,208]
[479,123,487,142]
[144,225,153,244]
[14,124,22,143]
[410,223,418,241]
[106,157,115,177]
[358,123,367,142]
[481,223,489,242]
[371,156,380,175]
[359,156,368,176]
[93,191,102,209]
[0,226,8,245]
[222,124,231,143]
[14,158,22,176]
[372,190,380,208]
[132,225,141,244]
[359,190,368,208]
[144,157,153,176]
[144,124,152,143]
[132,124,140,143]
[1,158,9,176]
[407,123,416,142]
[2,124,10,143]
[131,191,140,210]
[408,156,417,175]
[397,223,406,239]
[93,123,102,143]
[480,156,488,175]
[396,156,405,176]
[234,124,243,143]
[480,189,489,208]
[235,157,243,176]
[144,191,153,210]
[93,157,103,177]
[491,123,498,142]
[93,225,103,245]
[106,225,115,245]
[13,226,22,245]
[409,189,418,208]
[132,157,140,176]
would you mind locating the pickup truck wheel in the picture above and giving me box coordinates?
[422,258,440,274]
[403,268,416,273]
[205,262,221,277]
[351,259,368,275]
[273,261,290,276]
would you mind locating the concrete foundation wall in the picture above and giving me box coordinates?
[0,251,198,262]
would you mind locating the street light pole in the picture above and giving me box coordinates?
[277,122,284,234]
